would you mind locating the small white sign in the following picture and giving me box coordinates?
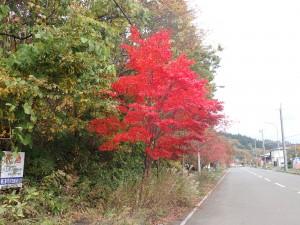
[0,151,25,189]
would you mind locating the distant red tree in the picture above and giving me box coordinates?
[198,131,235,168]
[90,27,223,178]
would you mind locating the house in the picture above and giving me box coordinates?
[259,152,272,166]
[270,148,285,167]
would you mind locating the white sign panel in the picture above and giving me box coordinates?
[0,151,25,189]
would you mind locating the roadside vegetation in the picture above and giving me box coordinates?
[0,166,224,224]
[0,0,234,224]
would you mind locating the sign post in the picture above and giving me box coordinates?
[0,151,25,190]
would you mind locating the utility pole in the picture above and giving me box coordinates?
[248,143,253,166]
[197,152,201,175]
[279,104,288,172]
[254,139,258,167]
[260,129,266,168]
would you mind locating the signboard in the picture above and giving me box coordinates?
[293,157,300,169]
[0,151,25,189]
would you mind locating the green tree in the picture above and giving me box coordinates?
[139,0,222,84]
[0,0,147,172]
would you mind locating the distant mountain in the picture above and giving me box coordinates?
[221,132,278,150]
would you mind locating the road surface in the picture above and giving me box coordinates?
[171,167,300,225]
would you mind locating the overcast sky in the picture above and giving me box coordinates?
[188,0,300,143]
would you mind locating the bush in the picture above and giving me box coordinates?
[0,170,74,224]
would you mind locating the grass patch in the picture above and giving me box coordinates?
[276,168,300,175]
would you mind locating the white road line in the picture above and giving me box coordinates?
[179,190,212,225]
[298,192,300,194]
[264,178,271,181]
[275,183,286,188]
[217,170,228,185]
[179,169,230,225]
[258,175,263,178]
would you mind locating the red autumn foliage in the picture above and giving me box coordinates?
[197,131,235,168]
[90,27,223,173]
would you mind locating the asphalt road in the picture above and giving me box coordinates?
[171,167,300,225]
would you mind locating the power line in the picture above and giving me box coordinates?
[285,133,300,139]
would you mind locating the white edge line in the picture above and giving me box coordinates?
[179,169,230,225]
[275,182,285,188]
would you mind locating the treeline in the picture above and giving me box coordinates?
[0,1,230,223]
[222,132,278,150]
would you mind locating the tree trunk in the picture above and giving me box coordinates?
[143,154,153,179]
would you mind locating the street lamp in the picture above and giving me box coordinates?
[263,122,281,167]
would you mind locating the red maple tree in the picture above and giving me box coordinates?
[197,131,235,168]
[90,27,223,178]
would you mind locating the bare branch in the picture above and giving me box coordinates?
[0,32,33,40]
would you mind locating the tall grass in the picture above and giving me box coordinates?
[100,169,210,224]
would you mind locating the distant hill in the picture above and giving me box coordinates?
[221,132,277,150]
